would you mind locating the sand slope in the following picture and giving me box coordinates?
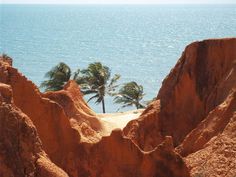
[97,109,144,136]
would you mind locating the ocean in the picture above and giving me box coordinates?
[1,4,236,112]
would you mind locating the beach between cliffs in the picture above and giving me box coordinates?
[1,38,236,177]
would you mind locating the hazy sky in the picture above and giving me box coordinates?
[1,0,236,4]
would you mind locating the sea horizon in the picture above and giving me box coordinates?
[1,4,236,112]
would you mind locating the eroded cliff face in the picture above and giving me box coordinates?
[0,83,69,177]
[0,57,190,176]
[43,81,103,143]
[183,90,236,177]
[124,38,236,176]
[176,89,236,157]
[0,58,79,171]
[124,38,236,149]
[1,38,235,177]
[76,131,189,177]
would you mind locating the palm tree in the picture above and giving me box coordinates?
[1,53,11,60]
[1,53,12,64]
[114,81,145,110]
[76,62,120,113]
[40,62,72,91]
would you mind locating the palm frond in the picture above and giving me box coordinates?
[87,94,99,103]
[107,74,121,95]
[113,81,146,109]
[72,68,80,80]
[82,89,98,95]
[40,62,71,91]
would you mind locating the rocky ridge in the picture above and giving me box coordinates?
[0,56,189,176]
[124,38,236,176]
[1,38,236,177]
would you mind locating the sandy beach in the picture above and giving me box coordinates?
[97,109,144,135]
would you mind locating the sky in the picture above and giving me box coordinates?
[1,0,236,4]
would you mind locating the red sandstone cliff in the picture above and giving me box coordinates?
[183,90,236,176]
[0,57,190,176]
[76,131,189,177]
[124,38,236,148]
[0,58,79,172]
[124,38,236,176]
[0,83,68,177]
[1,38,235,177]
[43,81,104,143]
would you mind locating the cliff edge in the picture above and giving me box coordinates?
[1,38,235,177]
[0,56,190,176]
[124,38,236,176]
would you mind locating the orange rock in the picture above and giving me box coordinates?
[0,83,69,177]
[76,130,190,177]
[124,99,165,150]
[184,91,236,176]
[177,90,236,157]
[124,38,236,151]
[43,80,103,143]
[2,38,235,177]
[124,38,236,176]
[0,58,78,173]
[0,57,191,177]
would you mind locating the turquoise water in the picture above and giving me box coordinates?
[1,5,236,113]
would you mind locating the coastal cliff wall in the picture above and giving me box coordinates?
[0,83,69,177]
[124,38,236,149]
[0,59,78,170]
[0,57,190,176]
[1,38,235,177]
[183,90,236,176]
[124,38,236,176]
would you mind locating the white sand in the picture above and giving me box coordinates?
[97,109,144,136]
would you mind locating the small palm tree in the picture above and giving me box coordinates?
[114,81,145,110]
[76,62,120,113]
[1,53,12,64]
[1,53,11,59]
[40,62,72,91]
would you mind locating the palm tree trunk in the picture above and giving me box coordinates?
[102,98,106,113]
[135,101,139,109]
